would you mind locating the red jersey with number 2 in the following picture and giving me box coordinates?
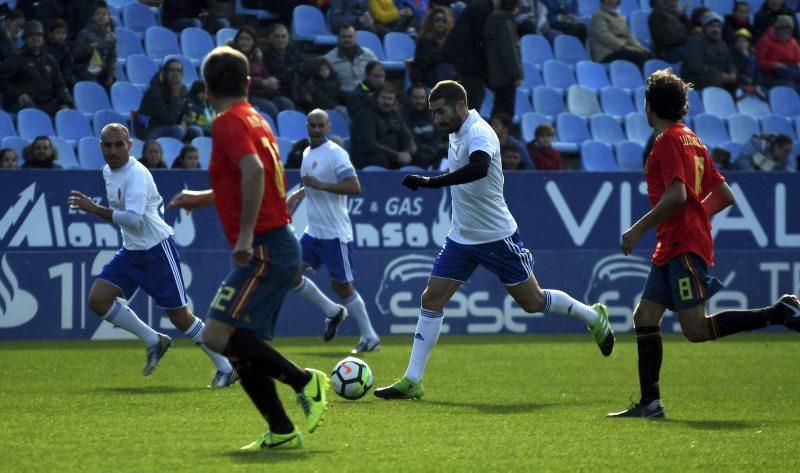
[645,123,725,267]
[209,101,290,247]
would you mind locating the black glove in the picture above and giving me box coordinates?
[402,174,430,191]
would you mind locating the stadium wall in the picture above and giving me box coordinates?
[1,171,798,340]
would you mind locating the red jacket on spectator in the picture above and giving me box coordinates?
[755,26,800,73]
[527,141,563,170]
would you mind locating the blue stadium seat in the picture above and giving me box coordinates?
[93,110,127,137]
[115,27,144,65]
[625,112,652,145]
[643,58,672,78]
[191,136,212,168]
[163,54,199,87]
[107,0,136,13]
[78,137,106,170]
[718,141,743,161]
[581,140,620,171]
[514,88,534,123]
[2,136,27,162]
[693,113,730,148]
[520,34,553,65]
[326,108,350,139]
[705,0,734,16]
[567,85,601,117]
[578,0,600,17]
[634,85,646,114]
[610,60,644,91]
[292,5,336,46]
[74,81,112,120]
[122,2,157,39]
[687,88,704,116]
[553,35,587,65]
[356,30,386,61]
[760,114,796,139]
[533,86,566,119]
[521,61,543,92]
[145,26,181,63]
[131,138,144,159]
[384,32,415,63]
[259,112,278,135]
[590,113,626,145]
[576,61,610,91]
[157,137,183,167]
[17,108,55,141]
[630,10,652,48]
[556,113,590,152]
[0,110,17,140]
[110,81,143,120]
[49,136,80,168]
[727,113,760,144]
[748,0,765,13]
[615,140,644,171]
[640,0,652,11]
[521,112,550,143]
[277,110,308,142]
[620,0,639,19]
[277,137,293,164]
[702,87,736,118]
[180,27,214,67]
[479,89,494,119]
[216,27,237,47]
[361,165,389,171]
[126,54,158,89]
[736,95,771,119]
[542,59,576,92]
[55,109,93,147]
[601,86,635,119]
[235,0,278,20]
[115,61,128,82]
[768,86,800,117]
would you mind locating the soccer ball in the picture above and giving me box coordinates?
[330,356,373,400]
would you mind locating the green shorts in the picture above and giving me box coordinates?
[641,252,723,311]
[207,225,300,340]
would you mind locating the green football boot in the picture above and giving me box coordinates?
[590,303,615,357]
[373,376,424,400]
[296,369,330,433]
[240,428,303,451]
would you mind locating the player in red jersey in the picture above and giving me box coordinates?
[607,70,800,419]
[168,46,329,450]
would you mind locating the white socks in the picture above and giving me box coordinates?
[543,289,598,325]
[344,292,379,342]
[183,318,233,372]
[103,300,160,346]
[293,276,341,318]
[404,308,444,383]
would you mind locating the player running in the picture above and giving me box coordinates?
[68,123,236,387]
[167,46,329,450]
[607,70,800,419]
[374,80,614,400]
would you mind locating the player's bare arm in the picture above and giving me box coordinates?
[286,187,306,214]
[302,175,361,195]
[701,181,736,216]
[68,190,114,222]
[621,179,687,255]
[167,189,216,212]
[233,153,264,267]
[401,150,490,191]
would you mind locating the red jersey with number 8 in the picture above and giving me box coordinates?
[209,101,290,247]
[645,123,725,266]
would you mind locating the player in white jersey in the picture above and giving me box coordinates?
[67,123,237,387]
[374,81,615,399]
[286,109,381,353]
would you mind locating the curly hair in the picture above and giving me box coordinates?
[645,69,691,121]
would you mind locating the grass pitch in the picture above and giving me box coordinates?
[1,334,798,472]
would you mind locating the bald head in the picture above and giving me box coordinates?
[308,109,329,123]
[306,109,331,145]
[100,123,132,169]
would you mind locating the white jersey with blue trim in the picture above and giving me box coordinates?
[446,110,517,244]
[300,140,356,241]
[102,157,173,250]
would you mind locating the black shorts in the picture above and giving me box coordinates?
[641,252,723,311]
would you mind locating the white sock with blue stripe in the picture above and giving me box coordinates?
[292,276,341,318]
[343,292,379,342]
[102,300,160,347]
[543,289,598,325]
[183,318,232,372]
[404,308,444,383]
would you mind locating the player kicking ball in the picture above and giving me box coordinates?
[286,109,381,354]
[68,123,236,387]
[607,69,800,419]
[374,81,614,400]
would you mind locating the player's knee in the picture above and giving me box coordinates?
[680,319,711,343]
[88,292,114,316]
[519,289,546,313]
[292,272,304,288]
[202,329,228,354]
[633,308,658,328]
[420,288,446,312]
[330,280,353,299]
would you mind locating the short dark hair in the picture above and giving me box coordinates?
[535,123,556,138]
[500,144,520,156]
[337,23,355,34]
[377,82,397,97]
[364,60,382,75]
[7,9,25,22]
[500,0,520,10]
[645,69,691,121]
[429,80,468,108]
[174,145,200,168]
[203,46,249,98]
[48,18,67,33]
[771,133,793,149]
[490,113,513,130]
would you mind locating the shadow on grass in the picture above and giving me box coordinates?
[100,386,200,395]
[224,449,333,464]
[425,399,593,414]
[665,419,755,430]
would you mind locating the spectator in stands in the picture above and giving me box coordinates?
[516,0,560,39]
[0,9,25,63]
[396,0,428,30]
[138,140,167,169]
[35,0,99,40]
[590,0,651,67]
[543,0,587,43]
[21,136,62,169]
[753,0,797,41]
[162,0,229,34]
[347,60,385,118]
[0,148,19,169]
[441,0,493,110]
[284,138,310,169]
[330,0,381,35]
[734,133,793,170]
[186,80,213,136]
[501,144,524,170]
[755,15,800,89]
[324,24,379,93]
[527,123,563,170]
[230,26,294,120]
[368,0,417,34]
[350,83,417,169]
[490,113,534,170]
[0,20,73,115]
[723,1,754,47]
[486,0,522,119]
[732,28,760,90]
[72,3,116,88]
[171,144,201,169]
[401,83,448,168]
[681,11,738,91]
[265,24,306,106]
[412,6,454,88]
[138,58,203,142]
[689,7,710,34]
[649,0,692,63]
[296,57,345,113]
[711,146,735,170]
[44,19,74,89]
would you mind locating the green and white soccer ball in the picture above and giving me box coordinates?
[331,356,373,400]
